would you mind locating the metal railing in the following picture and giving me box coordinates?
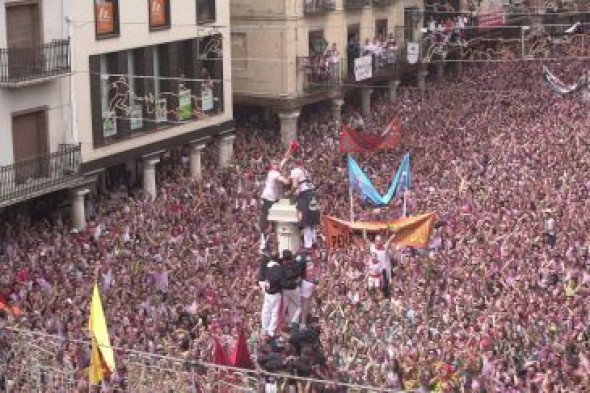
[303,0,336,14]
[372,49,399,76]
[298,56,341,93]
[0,326,409,392]
[0,144,81,204]
[344,0,368,9]
[0,39,70,86]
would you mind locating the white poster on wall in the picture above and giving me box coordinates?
[102,111,117,137]
[407,42,420,64]
[155,98,167,123]
[354,55,373,81]
[202,86,214,111]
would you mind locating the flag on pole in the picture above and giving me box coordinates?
[88,284,115,385]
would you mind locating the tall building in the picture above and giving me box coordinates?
[0,0,234,226]
[0,0,75,211]
[230,0,424,146]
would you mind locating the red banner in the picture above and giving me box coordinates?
[149,0,167,27]
[339,119,401,154]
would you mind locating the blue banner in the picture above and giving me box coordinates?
[348,153,411,206]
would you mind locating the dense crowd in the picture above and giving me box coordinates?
[1,53,589,392]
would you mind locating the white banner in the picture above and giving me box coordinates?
[407,42,419,64]
[202,86,214,111]
[354,55,373,81]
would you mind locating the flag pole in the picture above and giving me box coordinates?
[402,190,407,218]
[348,153,355,222]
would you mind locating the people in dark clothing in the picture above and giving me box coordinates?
[258,252,284,337]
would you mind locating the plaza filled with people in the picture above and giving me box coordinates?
[1,54,589,392]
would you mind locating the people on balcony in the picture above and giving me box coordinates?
[358,35,399,75]
[324,43,341,82]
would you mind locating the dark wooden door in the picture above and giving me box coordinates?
[5,2,42,79]
[12,110,48,183]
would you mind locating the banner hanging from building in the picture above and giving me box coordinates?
[202,86,214,111]
[95,1,115,35]
[155,98,167,123]
[178,89,192,120]
[149,0,167,28]
[407,42,420,64]
[354,55,373,81]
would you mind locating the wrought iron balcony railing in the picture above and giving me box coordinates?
[0,39,70,87]
[298,56,341,93]
[303,0,336,14]
[0,144,81,206]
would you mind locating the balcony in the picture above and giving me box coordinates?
[298,56,341,93]
[303,0,336,14]
[345,0,369,9]
[0,39,70,88]
[0,144,81,207]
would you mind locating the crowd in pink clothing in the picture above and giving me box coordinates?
[0,57,589,392]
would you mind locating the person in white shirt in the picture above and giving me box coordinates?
[259,159,290,251]
[364,233,396,295]
[325,42,341,81]
[289,159,320,249]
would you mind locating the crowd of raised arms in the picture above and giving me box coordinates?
[1,56,589,392]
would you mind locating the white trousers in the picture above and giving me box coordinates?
[282,287,301,324]
[261,292,281,336]
[302,226,316,248]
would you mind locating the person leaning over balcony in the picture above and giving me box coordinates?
[325,43,341,82]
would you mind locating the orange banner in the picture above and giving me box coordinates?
[96,2,115,35]
[323,212,436,249]
[149,0,167,27]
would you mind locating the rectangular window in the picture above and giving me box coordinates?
[149,0,170,30]
[196,0,216,24]
[231,32,247,70]
[95,0,120,38]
